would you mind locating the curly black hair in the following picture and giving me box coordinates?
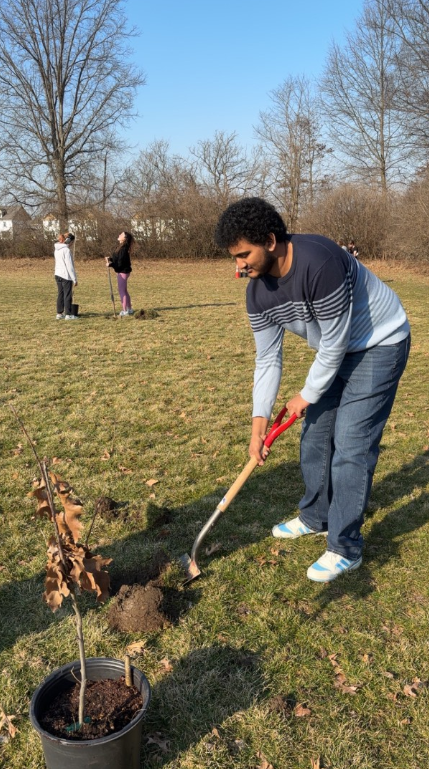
[215,197,288,248]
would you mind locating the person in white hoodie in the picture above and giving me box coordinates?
[54,233,78,320]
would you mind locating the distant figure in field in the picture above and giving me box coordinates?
[54,233,78,320]
[105,231,135,316]
[337,239,348,251]
[348,240,359,258]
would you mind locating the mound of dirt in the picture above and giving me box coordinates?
[108,550,187,633]
[108,583,167,632]
[134,308,159,320]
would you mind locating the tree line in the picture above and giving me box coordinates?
[0,0,428,262]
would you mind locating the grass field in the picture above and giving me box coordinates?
[1,257,429,769]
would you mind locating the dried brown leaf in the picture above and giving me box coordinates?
[403,684,418,698]
[49,472,84,543]
[0,708,17,739]
[126,641,146,657]
[256,750,274,769]
[334,672,359,694]
[159,657,173,673]
[295,703,312,717]
[27,479,52,520]
[146,478,159,487]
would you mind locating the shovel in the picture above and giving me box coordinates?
[107,264,117,318]
[180,407,297,583]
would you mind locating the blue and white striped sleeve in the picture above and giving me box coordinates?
[250,316,285,419]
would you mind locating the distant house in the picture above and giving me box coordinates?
[131,214,188,240]
[42,213,60,238]
[42,211,98,240]
[0,205,32,238]
[68,211,98,241]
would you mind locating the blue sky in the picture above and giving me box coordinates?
[123,0,364,159]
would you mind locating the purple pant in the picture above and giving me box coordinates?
[117,272,131,311]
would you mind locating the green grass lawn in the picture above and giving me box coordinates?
[1,257,428,769]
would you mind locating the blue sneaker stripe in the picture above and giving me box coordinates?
[312,562,329,572]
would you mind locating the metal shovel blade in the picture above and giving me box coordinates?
[178,552,201,584]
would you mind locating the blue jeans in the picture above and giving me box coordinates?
[298,336,411,560]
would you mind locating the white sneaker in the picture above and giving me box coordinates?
[307,551,362,582]
[127,309,134,315]
[272,516,326,539]
[119,310,128,316]
[64,314,79,320]
[56,313,65,320]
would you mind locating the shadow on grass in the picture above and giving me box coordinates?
[153,302,237,311]
[139,645,263,766]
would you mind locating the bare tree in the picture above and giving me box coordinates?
[320,0,411,192]
[255,75,328,230]
[382,0,429,154]
[190,131,261,208]
[0,0,144,226]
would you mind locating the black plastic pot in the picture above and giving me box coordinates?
[71,303,79,316]
[30,657,151,769]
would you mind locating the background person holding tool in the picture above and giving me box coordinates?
[105,231,135,316]
[215,197,410,583]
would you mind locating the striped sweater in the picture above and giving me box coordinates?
[246,234,410,418]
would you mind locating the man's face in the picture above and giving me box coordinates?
[228,238,276,279]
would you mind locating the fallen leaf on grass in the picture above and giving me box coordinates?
[118,465,133,474]
[146,732,169,752]
[256,750,274,769]
[0,708,17,740]
[295,703,312,717]
[100,449,111,460]
[126,640,146,656]
[255,555,278,567]
[159,657,173,672]
[334,672,359,694]
[205,542,222,556]
[403,679,426,697]
[146,478,159,487]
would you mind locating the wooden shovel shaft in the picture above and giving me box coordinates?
[217,456,258,512]
[186,456,258,571]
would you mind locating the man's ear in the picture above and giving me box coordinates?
[266,233,277,251]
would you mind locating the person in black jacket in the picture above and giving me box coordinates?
[105,231,135,316]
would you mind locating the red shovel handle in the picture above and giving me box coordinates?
[263,410,297,449]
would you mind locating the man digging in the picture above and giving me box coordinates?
[215,197,410,582]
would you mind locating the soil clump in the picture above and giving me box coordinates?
[39,676,143,740]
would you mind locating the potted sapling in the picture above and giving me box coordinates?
[14,413,150,769]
